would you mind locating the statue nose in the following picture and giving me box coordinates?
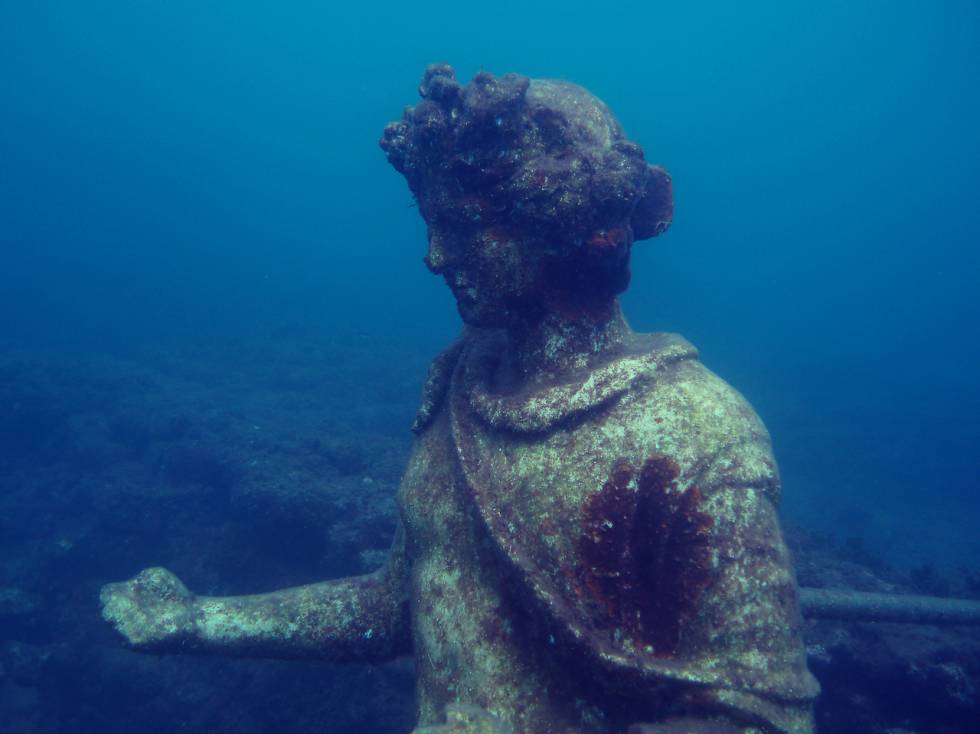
[424,232,453,273]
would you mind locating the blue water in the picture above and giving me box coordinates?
[1,2,978,732]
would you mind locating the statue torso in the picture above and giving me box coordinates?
[398,330,817,734]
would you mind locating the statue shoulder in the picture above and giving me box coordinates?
[630,331,699,365]
[412,337,466,433]
[631,348,781,504]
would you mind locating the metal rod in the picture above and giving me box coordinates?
[799,587,980,626]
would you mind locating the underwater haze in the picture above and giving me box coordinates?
[1,2,979,733]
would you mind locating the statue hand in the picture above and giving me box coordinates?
[100,567,198,650]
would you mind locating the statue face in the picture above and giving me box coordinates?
[424,221,546,328]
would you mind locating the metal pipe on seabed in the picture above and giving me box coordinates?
[799,587,980,626]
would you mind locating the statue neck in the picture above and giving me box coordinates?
[499,300,633,387]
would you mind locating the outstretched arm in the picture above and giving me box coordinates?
[101,525,412,662]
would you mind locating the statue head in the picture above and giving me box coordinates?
[381,64,672,328]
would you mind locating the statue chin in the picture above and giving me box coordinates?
[452,293,514,330]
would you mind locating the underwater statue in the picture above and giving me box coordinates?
[103,65,822,733]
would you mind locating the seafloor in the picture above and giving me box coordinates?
[0,334,977,734]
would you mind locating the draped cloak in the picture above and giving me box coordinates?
[398,330,819,734]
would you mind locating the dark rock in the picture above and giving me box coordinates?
[161,443,239,491]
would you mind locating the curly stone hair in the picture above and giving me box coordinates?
[380,64,672,253]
